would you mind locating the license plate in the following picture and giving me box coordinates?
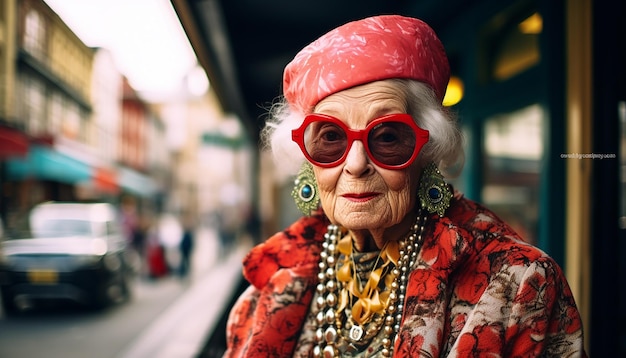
[28,269,58,284]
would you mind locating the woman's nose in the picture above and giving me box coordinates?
[343,140,372,176]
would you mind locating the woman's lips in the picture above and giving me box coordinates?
[342,192,379,202]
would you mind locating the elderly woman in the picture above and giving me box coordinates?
[224,15,586,357]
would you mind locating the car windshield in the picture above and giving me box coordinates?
[34,219,93,238]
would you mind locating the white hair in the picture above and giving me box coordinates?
[260,79,464,179]
[260,101,308,179]
[394,79,465,177]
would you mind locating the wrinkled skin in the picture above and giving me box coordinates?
[312,81,425,251]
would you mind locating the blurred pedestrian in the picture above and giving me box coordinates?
[132,215,148,259]
[146,217,169,279]
[120,196,139,246]
[215,210,237,257]
[178,221,194,277]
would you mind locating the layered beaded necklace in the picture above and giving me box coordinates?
[313,211,427,357]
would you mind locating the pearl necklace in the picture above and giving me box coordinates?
[313,212,427,357]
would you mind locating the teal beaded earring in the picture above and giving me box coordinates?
[418,162,452,217]
[292,162,320,216]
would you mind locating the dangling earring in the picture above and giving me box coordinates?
[292,162,320,216]
[418,162,452,217]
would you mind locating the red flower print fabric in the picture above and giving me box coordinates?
[223,193,587,357]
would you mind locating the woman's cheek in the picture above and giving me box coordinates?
[318,190,336,219]
[385,171,418,219]
[313,168,340,218]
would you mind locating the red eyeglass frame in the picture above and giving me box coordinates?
[291,113,429,169]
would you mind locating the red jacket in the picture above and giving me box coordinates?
[224,193,587,357]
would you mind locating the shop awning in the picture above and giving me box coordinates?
[93,167,119,194]
[0,126,28,159]
[118,167,158,197]
[6,145,91,184]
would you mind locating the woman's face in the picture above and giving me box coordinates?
[311,81,423,247]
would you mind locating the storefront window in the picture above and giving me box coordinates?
[61,102,81,140]
[480,2,541,82]
[492,12,541,81]
[49,92,64,135]
[483,104,543,244]
[618,101,626,230]
[22,74,46,136]
[24,9,46,60]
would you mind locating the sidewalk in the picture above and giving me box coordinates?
[117,228,251,358]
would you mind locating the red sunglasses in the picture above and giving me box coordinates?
[291,113,429,170]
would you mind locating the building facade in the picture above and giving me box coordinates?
[0,0,166,237]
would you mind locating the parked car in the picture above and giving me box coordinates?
[0,202,135,314]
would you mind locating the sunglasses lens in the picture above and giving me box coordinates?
[368,122,417,167]
[299,116,421,168]
[303,121,348,164]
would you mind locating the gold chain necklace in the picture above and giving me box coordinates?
[313,211,427,357]
[336,235,399,327]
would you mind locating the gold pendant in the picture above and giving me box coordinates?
[349,325,364,341]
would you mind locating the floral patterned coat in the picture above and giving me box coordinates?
[224,193,587,357]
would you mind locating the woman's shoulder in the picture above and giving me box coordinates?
[241,210,328,288]
[426,192,579,309]
[429,191,552,270]
[447,192,534,248]
[266,209,329,248]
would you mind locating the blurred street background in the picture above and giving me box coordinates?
[0,0,624,357]
[0,225,252,358]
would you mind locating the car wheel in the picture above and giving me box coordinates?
[92,277,131,310]
[1,290,19,316]
[90,291,111,310]
[89,281,116,310]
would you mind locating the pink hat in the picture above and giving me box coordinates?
[283,15,450,113]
